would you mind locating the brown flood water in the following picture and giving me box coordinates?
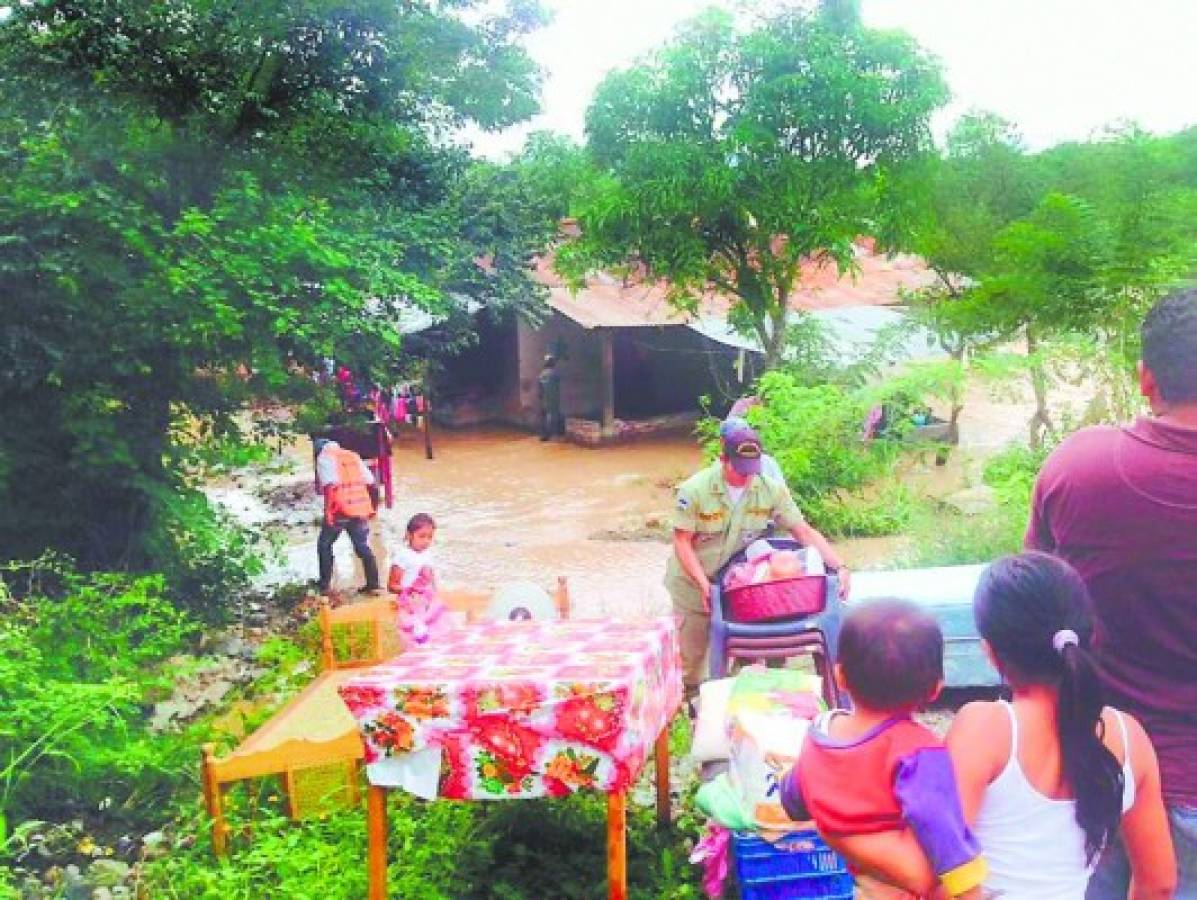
[210,373,1083,617]
[216,427,917,617]
[381,428,702,616]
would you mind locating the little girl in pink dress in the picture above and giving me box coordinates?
[388,513,449,647]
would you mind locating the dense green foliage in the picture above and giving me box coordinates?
[144,787,700,899]
[558,6,947,365]
[903,445,1050,568]
[0,0,550,588]
[903,117,1197,445]
[0,560,199,840]
[1,562,701,898]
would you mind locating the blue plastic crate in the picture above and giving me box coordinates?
[733,830,853,900]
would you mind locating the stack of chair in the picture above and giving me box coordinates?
[707,538,845,707]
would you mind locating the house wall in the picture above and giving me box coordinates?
[614,327,751,417]
[515,313,605,425]
[431,314,521,426]
[436,312,756,430]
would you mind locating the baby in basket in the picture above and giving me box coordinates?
[724,540,817,591]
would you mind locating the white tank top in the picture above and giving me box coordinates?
[973,700,1135,899]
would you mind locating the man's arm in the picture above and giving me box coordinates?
[1024,474,1053,551]
[768,482,850,597]
[672,529,711,612]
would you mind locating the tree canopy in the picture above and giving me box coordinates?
[559,6,947,366]
[0,0,548,584]
[901,116,1197,445]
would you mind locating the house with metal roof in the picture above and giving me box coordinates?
[433,239,942,442]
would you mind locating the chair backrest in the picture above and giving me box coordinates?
[317,577,571,671]
[319,599,403,671]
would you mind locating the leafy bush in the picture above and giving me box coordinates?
[145,788,702,899]
[0,562,199,831]
[746,371,913,536]
[143,487,266,620]
[902,444,1049,567]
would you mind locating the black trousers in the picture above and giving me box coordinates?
[317,517,379,591]
[539,408,563,440]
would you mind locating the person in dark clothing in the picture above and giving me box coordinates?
[1026,288,1197,896]
[538,354,563,440]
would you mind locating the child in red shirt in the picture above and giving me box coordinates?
[779,599,986,897]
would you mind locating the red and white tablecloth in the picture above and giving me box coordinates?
[338,617,683,800]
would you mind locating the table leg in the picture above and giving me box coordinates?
[367,785,388,900]
[606,790,627,900]
[654,726,671,828]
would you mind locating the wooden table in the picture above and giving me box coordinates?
[338,617,684,899]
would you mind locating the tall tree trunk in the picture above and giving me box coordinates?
[1026,328,1053,449]
[946,342,967,445]
[760,307,788,370]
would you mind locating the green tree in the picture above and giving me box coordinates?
[900,113,1041,441]
[559,7,947,367]
[0,0,548,587]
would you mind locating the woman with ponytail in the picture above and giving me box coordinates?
[945,552,1175,898]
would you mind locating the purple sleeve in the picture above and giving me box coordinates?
[894,747,985,891]
[778,764,810,823]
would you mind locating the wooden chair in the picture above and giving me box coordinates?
[200,578,571,854]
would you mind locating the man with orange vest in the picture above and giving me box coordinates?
[314,439,381,596]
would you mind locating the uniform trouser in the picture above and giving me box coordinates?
[1087,803,1197,898]
[540,409,563,440]
[317,517,379,592]
[675,606,711,693]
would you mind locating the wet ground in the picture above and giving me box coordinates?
[210,428,704,616]
[206,368,1095,617]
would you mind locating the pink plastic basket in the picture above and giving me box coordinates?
[724,575,827,623]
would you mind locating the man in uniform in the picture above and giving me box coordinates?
[665,422,851,693]
[538,354,563,440]
[314,438,382,597]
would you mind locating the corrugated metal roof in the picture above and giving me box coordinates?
[535,243,940,330]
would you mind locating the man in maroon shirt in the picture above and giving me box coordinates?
[1026,289,1197,896]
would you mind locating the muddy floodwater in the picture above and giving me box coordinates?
[207,373,1090,617]
[212,428,705,616]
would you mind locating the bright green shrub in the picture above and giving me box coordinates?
[744,370,912,536]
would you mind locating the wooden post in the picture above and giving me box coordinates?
[555,575,571,621]
[654,727,671,828]
[200,744,229,855]
[600,330,615,438]
[367,785,389,900]
[422,389,434,460]
[606,791,627,900]
[282,768,298,820]
[348,759,362,807]
[319,601,336,673]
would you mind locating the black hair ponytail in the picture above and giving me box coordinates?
[974,552,1123,864]
[1056,638,1123,864]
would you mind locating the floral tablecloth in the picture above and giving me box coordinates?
[339,617,683,800]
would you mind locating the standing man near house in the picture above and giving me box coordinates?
[314,438,382,597]
[1025,289,1197,896]
[538,354,563,441]
[665,422,851,694]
